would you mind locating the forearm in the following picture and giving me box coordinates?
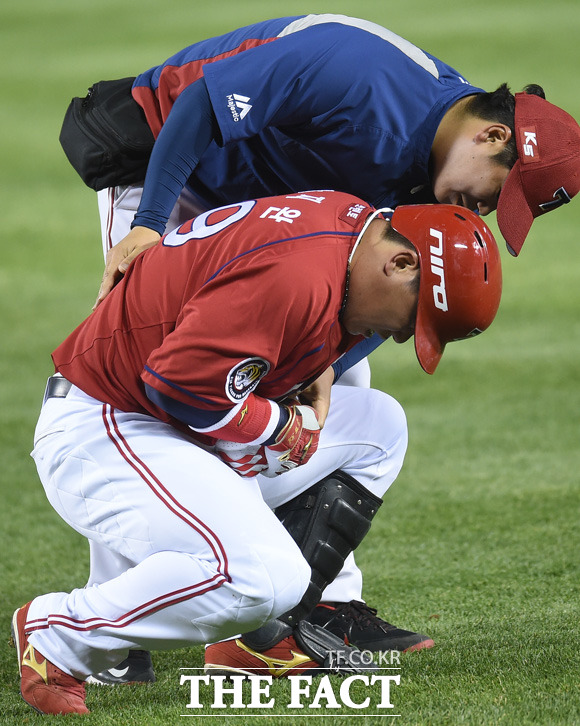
[144,383,287,444]
[132,78,218,234]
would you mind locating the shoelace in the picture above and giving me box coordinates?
[332,600,397,633]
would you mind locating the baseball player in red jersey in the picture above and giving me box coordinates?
[11,192,502,714]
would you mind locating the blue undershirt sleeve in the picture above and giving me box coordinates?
[332,334,385,382]
[144,382,288,443]
[132,78,218,235]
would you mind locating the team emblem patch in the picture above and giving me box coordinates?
[339,202,369,227]
[226,358,270,402]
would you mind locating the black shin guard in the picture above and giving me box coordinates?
[275,470,382,625]
[242,470,382,655]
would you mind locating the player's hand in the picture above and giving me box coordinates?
[262,404,320,478]
[93,226,161,309]
[214,440,268,477]
[215,404,320,478]
[298,366,334,428]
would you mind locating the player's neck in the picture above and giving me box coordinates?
[430,95,476,169]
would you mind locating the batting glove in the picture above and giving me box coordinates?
[214,440,268,478]
[262,404,320,478]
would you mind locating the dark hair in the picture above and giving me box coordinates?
[384,223,416,251]
[466,83,546,168]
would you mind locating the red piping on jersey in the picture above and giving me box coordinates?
[132,37,277,137]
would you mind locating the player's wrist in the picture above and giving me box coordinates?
[263,405,290,446]
[129,224,162,241]
[262,403,321,477]
[130,216,165,237]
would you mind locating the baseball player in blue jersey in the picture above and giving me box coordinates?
[59,14,580,300]
[58,13,580,683]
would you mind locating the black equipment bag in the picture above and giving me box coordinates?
[59,77,155,191]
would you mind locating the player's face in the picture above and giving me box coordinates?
[373,294,417,343]
[344,221,420,342]
[432,139,510,216]
[346,274,419,342]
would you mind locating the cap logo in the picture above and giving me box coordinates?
[539,186,572,212]
[520,126,540,162]
[429,228,448,312]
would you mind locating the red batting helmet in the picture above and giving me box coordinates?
[390,204,502,374]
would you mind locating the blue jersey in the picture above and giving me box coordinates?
[133,14,483,228]
[131,15,484,374]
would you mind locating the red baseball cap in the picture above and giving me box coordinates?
[496,93,580,256]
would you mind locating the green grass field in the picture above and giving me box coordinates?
[1,1,579,723]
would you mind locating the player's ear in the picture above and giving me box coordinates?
[384,248,419,277]
[475,123,511,146]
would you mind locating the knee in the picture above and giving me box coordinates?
[362,388,408,453]
[335,358,371,388]
[232,540,311,630]
[340,389,408,498]
[170,544,310,643]
[267,547,311,618]
[257,542,311,619]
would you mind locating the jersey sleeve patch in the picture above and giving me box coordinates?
[226,357,270,402]
[338,202,372,227]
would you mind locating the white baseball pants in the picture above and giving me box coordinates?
[27,382,406,679]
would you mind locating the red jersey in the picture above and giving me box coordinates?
[53,192,371,444]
